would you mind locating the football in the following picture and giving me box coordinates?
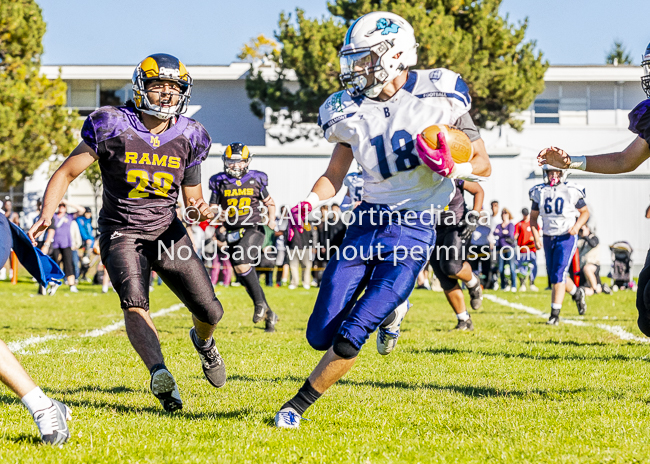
[421,124,474,163]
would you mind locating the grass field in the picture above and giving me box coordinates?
[1,277,650,463]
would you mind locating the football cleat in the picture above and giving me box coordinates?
[452,318,474,331]
[573,287,587,315]
[467,282,483,310]
[377,300,410,355]
[547,315,560,326]
[33,399,71,445]
[265,309,279,333]
[150,365,183,412]
[190,328,226,388]
[253,301,269,324]
[275,407,302,429]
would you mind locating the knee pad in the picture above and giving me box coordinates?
[332,334,360,359]
[192,300,224,326]
[441,259,463,278]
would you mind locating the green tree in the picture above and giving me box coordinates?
[244,0,547,140]
[0,0,77,188]
[606,41,632,66]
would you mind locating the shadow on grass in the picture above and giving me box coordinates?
[45,385,141,395]
[2,433,41,445]
[407,346,645,363]
[228,374,597,400]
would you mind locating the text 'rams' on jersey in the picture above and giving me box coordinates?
[529,182,586,236]
[208,170,269,230]
[81,105,212,233]
[318,68,472,212]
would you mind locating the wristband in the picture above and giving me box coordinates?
[450,162,473,179]
[305,192,321,210]
[569,155,586,171]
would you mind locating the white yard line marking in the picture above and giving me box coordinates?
[8,304,185,352]
[484,294,649,343]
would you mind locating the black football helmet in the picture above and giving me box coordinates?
[132,53,192,120]
[223,143,252,178]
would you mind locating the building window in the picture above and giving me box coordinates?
[68,80,97,116]
[100,81,131,107]
[534,99,560,124]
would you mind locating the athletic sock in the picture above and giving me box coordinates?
[466,274,479,289]
[21,387,53,416]
[568,286,577,296]
[456,311,470,321]
[237,267,267,306]
[551,303,562,317]
[380,310,397,328]
[281,379,322,416]
[191,328,213,349]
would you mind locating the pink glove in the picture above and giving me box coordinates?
[288,202,312,241]
[416,132,455,177]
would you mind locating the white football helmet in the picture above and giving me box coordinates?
[339,12,418,98]
[542,164,568,186]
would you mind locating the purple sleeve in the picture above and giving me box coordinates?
[81,116,98,152]
[508,223,515,236]
[628,100,650,142]
[184,121,212,169]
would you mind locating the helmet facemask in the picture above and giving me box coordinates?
[339,42,393,98]
[642,55,650,99]
[543,166,567,186]
[139,80,190,120]
[224,158,250,179]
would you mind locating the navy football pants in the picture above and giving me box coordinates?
[306,203,435,352]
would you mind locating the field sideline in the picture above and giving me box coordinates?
[1,278,650,463]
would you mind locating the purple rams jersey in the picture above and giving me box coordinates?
[629,99,650,142]
[81,105,211,233]
[209,170,269,230]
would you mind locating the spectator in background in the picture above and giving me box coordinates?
[486,200,500,290]
[41,199,85,293]
[578,224,611,295]
[76,208,95,250]
[514,208,539,292]
[493,208,516,291]
[3,197,20,226]
[288,220,317,290]
[274,206,290,287]
[209,225,233,287]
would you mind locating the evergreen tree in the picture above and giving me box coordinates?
[244,0,547,139]
[606,41,632,66]
[0,0,77,187]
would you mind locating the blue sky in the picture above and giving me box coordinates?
[38,0,650,66]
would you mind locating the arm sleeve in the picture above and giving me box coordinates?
[452,112,481,142]
[185,122,212,169]
[629,100,650,143]
[181,165,201,186]
[261,187,270,199]
[585,234,599,247]
[531,201,540,212]
[575,198,586,209]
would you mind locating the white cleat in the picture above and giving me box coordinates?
[377,300,410,356]
[33,399,72,445]
[275,407,301,429]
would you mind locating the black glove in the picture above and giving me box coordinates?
[459,210,480,243]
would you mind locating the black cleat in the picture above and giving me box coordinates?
[253,302,269,324]
[265,309,279,333]
[573,287,587,315]
[150,364,183,412]
[547,315,560,325]
[452,318,474,331]
[190,328,226,388]
[468,283,483,310]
